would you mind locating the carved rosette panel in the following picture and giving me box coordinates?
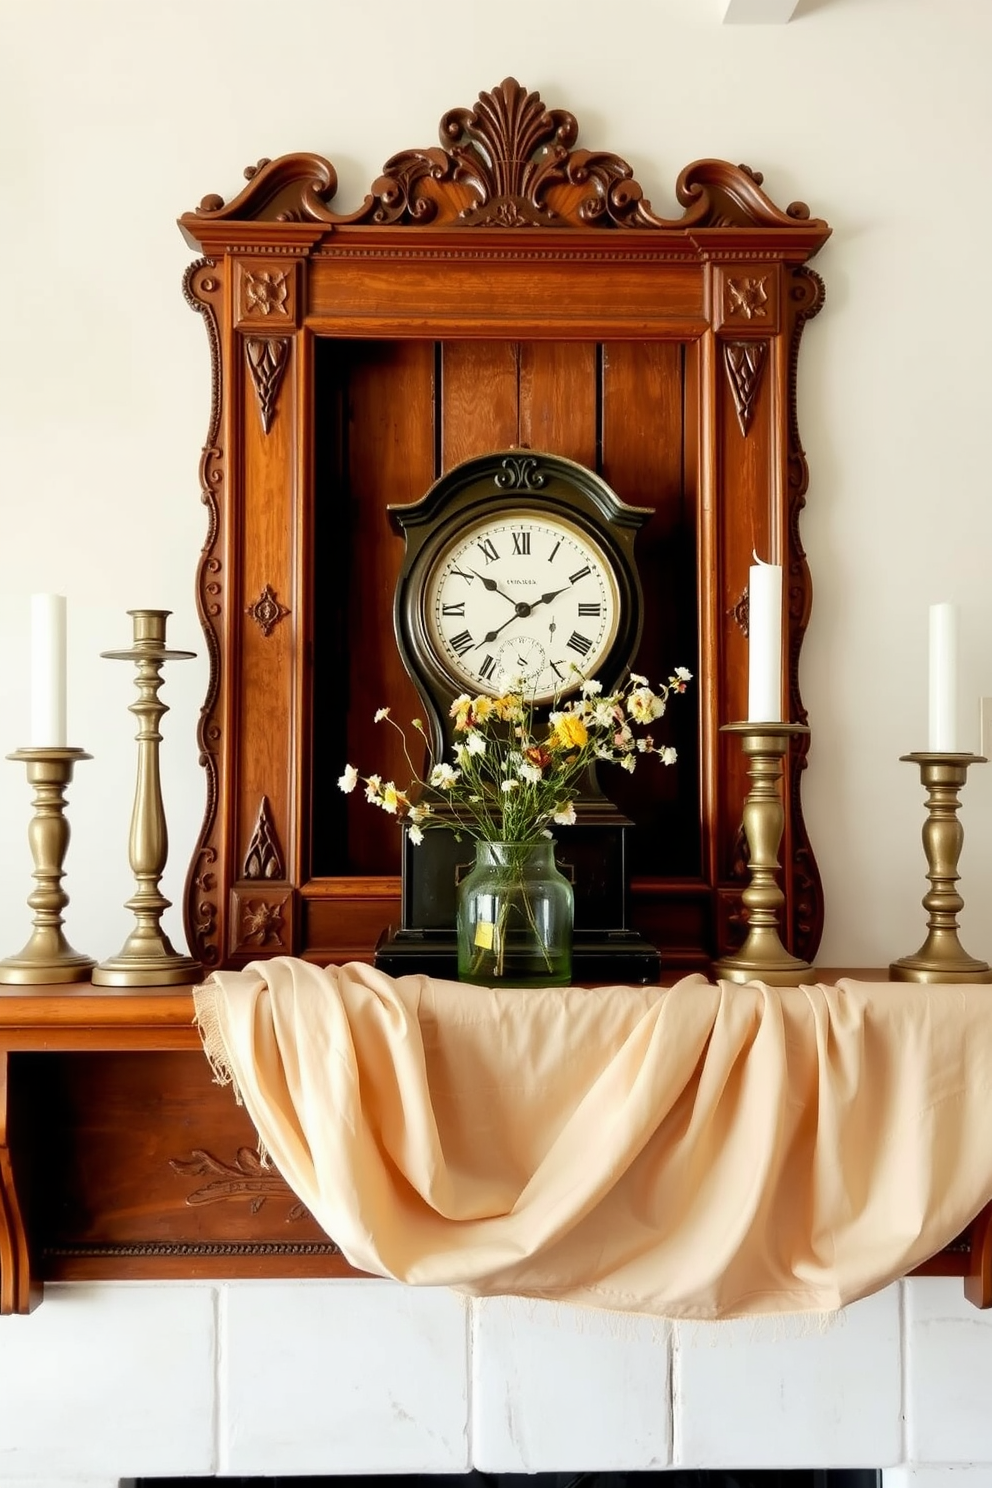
[724,342,768,437]
[726,275,769,320]
[245,338,291,433]
[242,795,285,880]
[182,258,226,969]
[235,260,297,326]
[230,887,293,959]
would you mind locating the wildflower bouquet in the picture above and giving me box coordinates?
[339,667,690,984]
[337,667,692,846]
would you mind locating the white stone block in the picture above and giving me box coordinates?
[220,1279,470,1475]
[0,1283,216,1479]
[906,1276,992,1465]
[5,1480,124,1488]
[675,1284,902,1467]
[471,1295,672,1472]
[887,1469,992,1486]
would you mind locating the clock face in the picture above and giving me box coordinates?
[423,509,621,702]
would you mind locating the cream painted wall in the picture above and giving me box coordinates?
[1,0,990,972]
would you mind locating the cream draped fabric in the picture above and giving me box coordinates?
[193,957,992,1319]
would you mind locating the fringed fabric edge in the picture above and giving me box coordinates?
[192,978,272,1167]
[192,978,241,1098]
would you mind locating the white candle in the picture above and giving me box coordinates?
[928,601,958,752]
[747,557,783,722]
[29,593,67,747]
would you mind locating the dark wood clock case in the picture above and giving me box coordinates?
[380,446,662,982]
[178,77,832,977]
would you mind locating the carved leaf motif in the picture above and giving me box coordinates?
[242,795,285,880]
[171,1147,310,1221]
[724,342,768,438]
[245,337,290,433]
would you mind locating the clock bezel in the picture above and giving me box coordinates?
[390,451,652,755]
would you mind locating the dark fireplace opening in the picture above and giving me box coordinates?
[136,1471,882,1487]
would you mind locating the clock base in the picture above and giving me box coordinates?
[374,927,661,985]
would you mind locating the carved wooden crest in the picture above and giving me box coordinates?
[187,77,826,236]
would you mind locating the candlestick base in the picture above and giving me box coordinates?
[0,747,96,986]
[711,721,817,988]
[889,752,992,984]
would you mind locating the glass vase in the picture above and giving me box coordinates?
[456,839,574,987]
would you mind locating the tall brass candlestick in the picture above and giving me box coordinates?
[92,610,202,987]
[712,721,816,987]
[0,747,95,984]
[890,752,992,983]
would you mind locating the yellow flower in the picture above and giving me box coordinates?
[551,713,588,750]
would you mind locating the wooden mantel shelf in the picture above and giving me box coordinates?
[0,975,988,1316]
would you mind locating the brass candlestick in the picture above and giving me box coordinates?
[92,610,202,987]
[890,752,992,983]
[712,721,816,987]
[0,747,95,984]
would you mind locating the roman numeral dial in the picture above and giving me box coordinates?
[425,508,621,704]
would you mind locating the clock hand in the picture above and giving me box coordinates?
[528,585,571,611]
[470,569,517,606]
[473,612,520,648]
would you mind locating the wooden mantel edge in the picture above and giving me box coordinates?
[0,975,987,1313]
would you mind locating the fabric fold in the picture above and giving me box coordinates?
[193,958,992,1320]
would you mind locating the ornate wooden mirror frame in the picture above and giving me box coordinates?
[178,77,831,976]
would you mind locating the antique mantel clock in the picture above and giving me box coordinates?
[376,448,661,981]
[176,76,831,977]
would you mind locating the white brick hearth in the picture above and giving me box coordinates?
[0,1275,989,1484]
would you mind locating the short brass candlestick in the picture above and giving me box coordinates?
[712,721,816,987]
[0,747,95,984]
[890,752,992,984]
[92,610,202,987]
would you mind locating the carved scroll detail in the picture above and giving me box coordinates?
[171,1148,310,1220]
[724,342,768,437]
[783,266,828,963]
[242,795,285,880]
[494,453,546,491]
[245,583,290,637]
[182,259,225,969]
[245,337,290,433]
[184,80,830,235]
